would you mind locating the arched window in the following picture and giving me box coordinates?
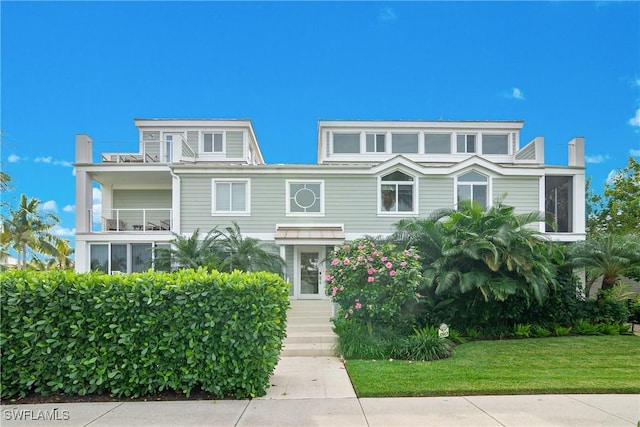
[380,171,416,213]
[457,170,488,208]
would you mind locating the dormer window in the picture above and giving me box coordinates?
[203,132,223,153]
[379,170,416,214]
[456,134,476,153]
[366,133,386,153]
[333,133,360,153]
[482,134,509,154]
[425,133,452,154]
[391,133,419,153]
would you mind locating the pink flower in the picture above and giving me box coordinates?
[331,286,338,296]
[344,313,349,319]
[357,256,364,262]
[381,256,388,262]
[404,250,411,256]
[415,292,423,298]
[368,267,376,275]
[349,309,354,314]
[358,245,365,250]
[331,259,340,266]
[326,275,334,281]
[385,262,393,269]
[355,302,362,309]
[367,257,374,262]
[367,276,375,283]
[340,286,345,291]
[400,261,408,267]
[389,270,396,277]
[343,258,351,265]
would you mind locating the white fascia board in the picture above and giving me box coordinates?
[275,223,344,230]
[134,119,253,129]
[318,120,524,131]
[76,233,175,243]
[544,166,586,174]
[370,155,424,175]
[81,164,170,173]
[545,233,587,242]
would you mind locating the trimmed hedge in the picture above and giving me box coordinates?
[0,269,289,399]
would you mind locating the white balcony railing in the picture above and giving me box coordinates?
[100,136,197,164]
[91,208,173,232]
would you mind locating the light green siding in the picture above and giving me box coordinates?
[226,131,244,159]
[187,131,199,155]
[515,143,536,160]
[493,177,540,213]
[420,176,454,212]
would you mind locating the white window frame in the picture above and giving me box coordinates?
[454,170,491,209]
[211,178,251,216]
[377,170,419,216]
[456,133,477,154]
[285,179,325,217]
[331,132,361,154]
[391,132,420,154]
[365,133,386,153]
[424,132,453,154]
[201,131,225,154]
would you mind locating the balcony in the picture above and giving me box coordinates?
[100,137,197,164]
[92,208,173,233]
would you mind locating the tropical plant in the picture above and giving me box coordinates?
[153,228,222,271]
[214,222,285,274]
[0,194,62,269]
[390,327,454,361]
[0,171,12,192]
[567,233,640,295]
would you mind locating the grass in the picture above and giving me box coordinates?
[345,335,640,397]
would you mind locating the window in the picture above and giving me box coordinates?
[90,243,164,274]
[545,176,573,232]
[287,180,324,215]
[333,133,360,153]
[212,179,250,214]
[392,133,419,153]
[203,132,223,153]
[380,171,415,213]
[456,134,476,153]
[424,133,451,154]
[483,134,509,154]
[366,133,386,153]
[457,170,488,208]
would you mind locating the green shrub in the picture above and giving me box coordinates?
[618,324,633,335]
[333,321,387,360]
[327,239,423,335]
[513,324,532,338]
[0,269,289,399]
[464,327,482,340]
[533,326,552,338]
[389,327,454,361]
[597,323,620,335]
[552,324,572,337]
[573,319,601,335]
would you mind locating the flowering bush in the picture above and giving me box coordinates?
[326,239,423,335]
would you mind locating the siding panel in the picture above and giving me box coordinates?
[493,177,540,213]
[226,131,244,159]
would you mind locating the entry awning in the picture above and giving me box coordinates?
[274,225,345,244]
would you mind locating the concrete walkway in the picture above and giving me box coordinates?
[2,356,639,427]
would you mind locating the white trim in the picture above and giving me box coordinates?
[200,131,225,154]
[211,178,251,215]
[454,169,491,209]
[377,168,419,216]
[295,245,327,300]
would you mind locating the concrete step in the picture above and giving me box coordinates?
[287,324,335,334]
[286,315,333,324]
[281,342,336,357]
[284,332,337,344]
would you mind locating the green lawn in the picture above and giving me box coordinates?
[345,335,640,397]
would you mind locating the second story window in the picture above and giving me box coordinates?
[379,171,416,214]
[212,179,250,215]
[287,180,324,215]
[456,134,476,154]
[424,133,452,154]
[203,132,224,153]
[457,170,488,208]
[366,133,386,153]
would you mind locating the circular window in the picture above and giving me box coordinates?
[294,187,317,209]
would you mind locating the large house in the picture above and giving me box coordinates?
[74,119,586,299]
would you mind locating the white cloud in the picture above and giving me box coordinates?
[63,204,75,213]
[630,149,640,157]
[52,225,76,238]
[629,108,640,127]
[92,187,102,226]
[54,160,73,168]
[42,200,58,213]
[510,87,526,100]
[8,154,20,163]
[585,154,610,164]
[379,7,397,21]
[606,169,620,184]
[34,156,52,163]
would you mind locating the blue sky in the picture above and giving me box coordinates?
[2,1,639,246]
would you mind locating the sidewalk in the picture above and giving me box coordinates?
[2,357,639,427]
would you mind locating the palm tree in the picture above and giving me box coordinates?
[568,233,640,296]
[153,228,222,272]
[47,238,75,270]
[1,194,62,269]
[214,222,285,274]
[396,200,556,304]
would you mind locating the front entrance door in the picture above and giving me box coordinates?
[296,246,325,299]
